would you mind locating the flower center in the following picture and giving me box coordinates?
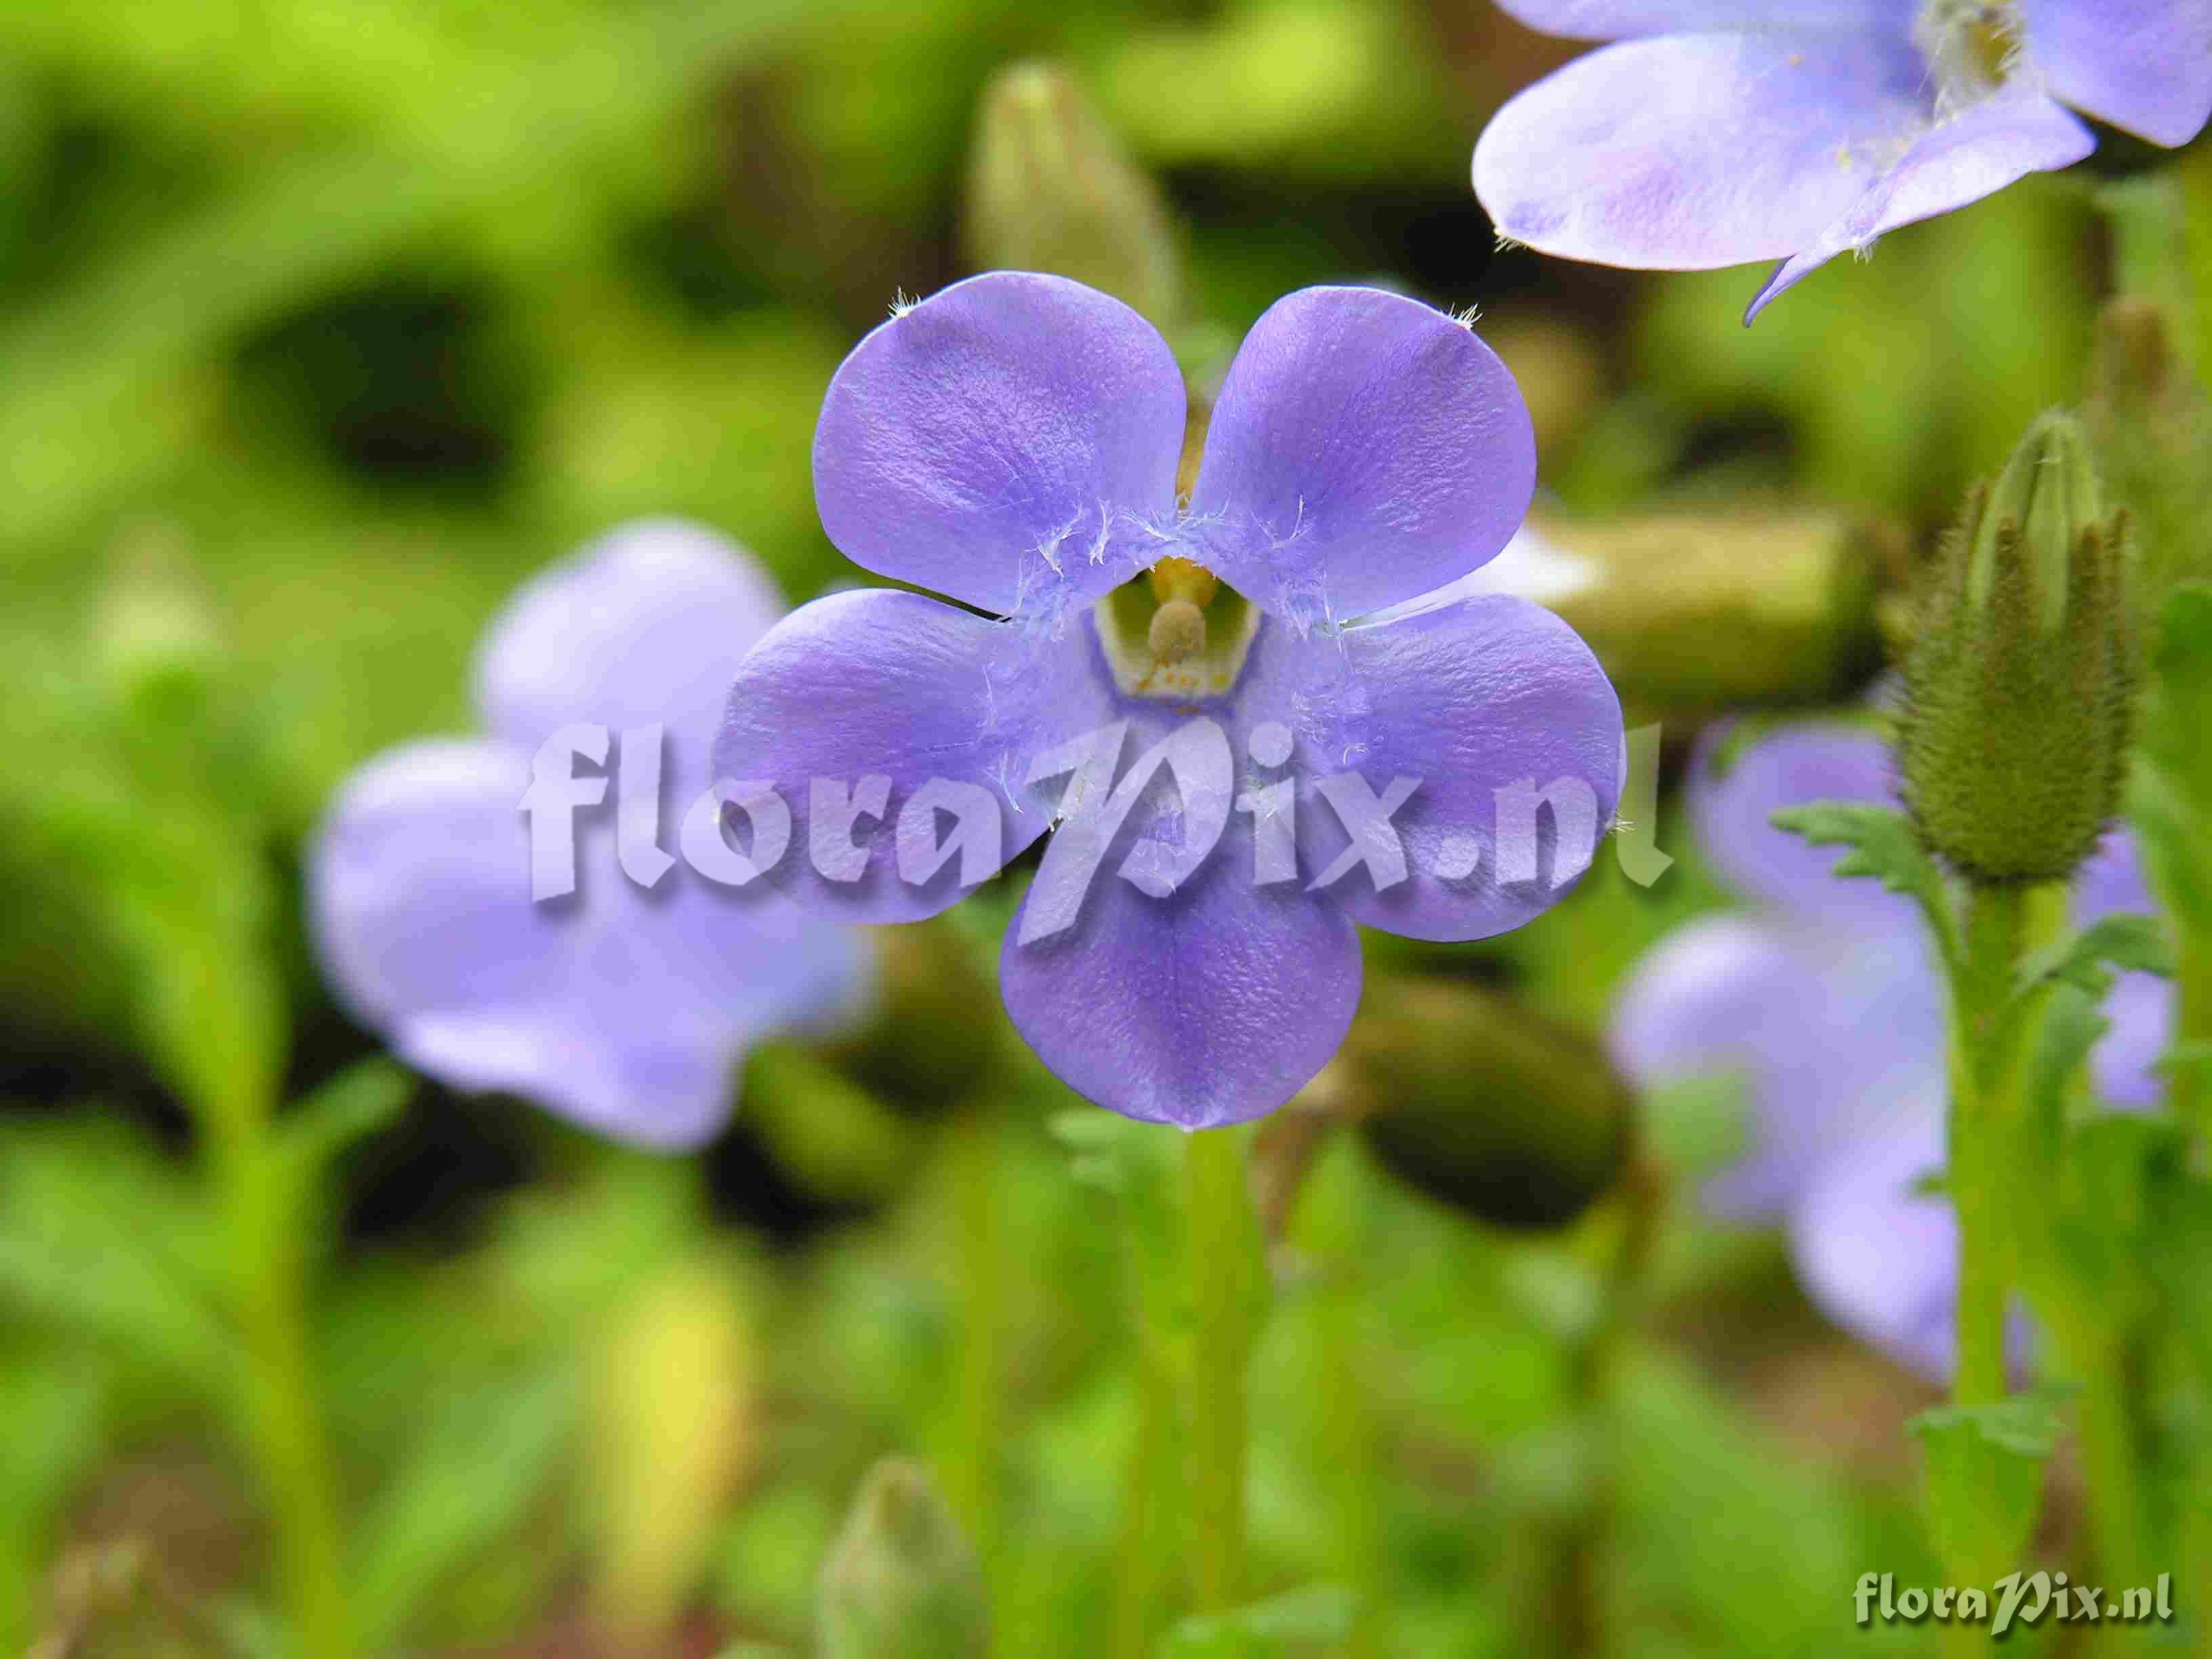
[1914,0,2021,112]
[1094,556,1262,701]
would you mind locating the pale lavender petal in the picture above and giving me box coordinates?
[1493,0,1914,39]
[1237,592,1620,941]
[1787,1114,1958,1380]
[1188,288,1535,621]
[1745,88,2094,319]
[2091,974,2171,1110]
[474,519,788,790]
[547,877,872,1147]
[309,739,571,1029]
[1000,846,1362,1128]
[1688,720,1910,930]
[1475,33,1926,272]
[2021,0,2212,146]
[2074,827,2154,920]
[1608,914,1944,1218]
[1387,521,1601,612]
[813,272,1186,619]
[309,738,867,1149]
[2074,830,2173,1108]
[394,1010,737,1152]
[716,588,1115,922]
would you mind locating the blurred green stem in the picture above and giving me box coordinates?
[2074,1336,2153,1600]
[1111,1321,1175,1659]
[206,1103,353,1659]
[1298,1136,1383,1659]
[1545,1150,1664,1659]
[945,1112,1001,1581]
[1183,1126,1256,1618]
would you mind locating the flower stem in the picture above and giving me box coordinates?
[1296,1130,1382,1658]
[1111,1329,1174,1659]
[1946,882,2030,1412]
[1183,1125,1258,1618]
[945,1111,1002,1580]
[1543,1150,1663,1659]
[209,1118,353,1659]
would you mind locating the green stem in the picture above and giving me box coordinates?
[1946,883,2028,1412]
[945,1111,1001,1579]
[1297,1134,1382,1659]
[1111,1326,1175,1659]
[1542,1152,1663,1659]
[1183,1126,1258,1617]
[2075,1337,2153,1597]
[208,1120,352,1659]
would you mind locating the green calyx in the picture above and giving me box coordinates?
[1900,411,2135,885]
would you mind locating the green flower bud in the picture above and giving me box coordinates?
[963,62,1181,329]
[1898,411,2135,884]
[2084,295,2212,598]
[1349,978,1631,1231]
[819,1458,987,1659]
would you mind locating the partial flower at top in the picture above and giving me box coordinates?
[1608,720,2169,1378]
[1474,0,2212,320]
[309,521,867,1149]
[718,272,1624,1130]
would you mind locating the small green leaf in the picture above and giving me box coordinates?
[1160,1584,1359,1656]
[1910,1388,2072,1581]
[1769,802,1957,966]
[2020,985,2107,1153]
[2017,912,2173,998]
[280,1059,412,1174]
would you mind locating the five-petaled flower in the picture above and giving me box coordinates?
[718,272,1624,1129]
[310,520,867,1149]
[1608,720,2169,1379]
[1474,0,2212,320]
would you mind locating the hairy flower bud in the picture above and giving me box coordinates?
[1898,411,2134,884]
[1349,977,1631,1231]
[819,1459,988,1659]
[964,62,1181,328]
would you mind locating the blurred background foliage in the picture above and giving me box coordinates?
[0,0,2156,1653]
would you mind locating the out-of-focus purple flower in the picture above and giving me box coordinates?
[718,272,1624,1129]
[310,521,868,1149]
[1609,720,2169,1378]
[1475,0,2212,320]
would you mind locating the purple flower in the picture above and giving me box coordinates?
[1474,0,2212,319]
[718,273,1624,1129]
[1609,721,2169,1377]
[309,521,868,1149]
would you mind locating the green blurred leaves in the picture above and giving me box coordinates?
[1910,1388,2068,1584]
[1769,800,1958,968]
